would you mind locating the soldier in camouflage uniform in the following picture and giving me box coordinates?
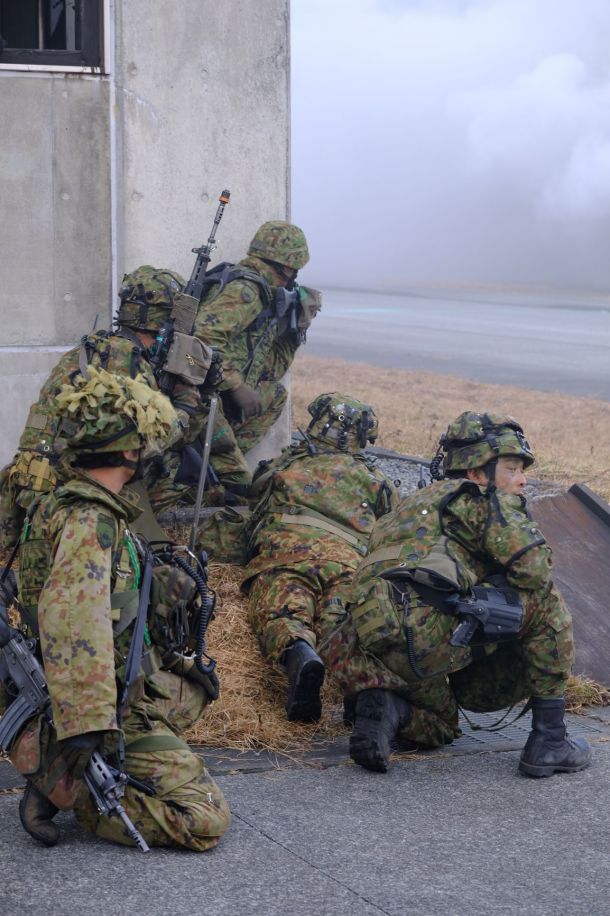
[0,266,217,545]
[189,220,317,502]
[324,412,592,777]
[241,394,398,721]
[4,367,230,851]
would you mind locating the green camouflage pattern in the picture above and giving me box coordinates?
[306,393,378,451]
[247,221,309,270]
[0,329,197,548]
[54,367,178,456]
[241,444,399,662]
[8,473,229,850]
[322,478,574,747]
[438,411,535,476]
[118,265,185,332]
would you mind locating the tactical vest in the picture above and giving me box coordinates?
[199,261,275,382]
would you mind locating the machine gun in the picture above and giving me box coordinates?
[0,601,151,853]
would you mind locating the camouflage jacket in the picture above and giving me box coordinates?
[243,444,399,580]
[351,478,553,600]
[17,474,146,741]
[194,256,298,391]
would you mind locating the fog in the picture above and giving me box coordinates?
[291,0,610,293]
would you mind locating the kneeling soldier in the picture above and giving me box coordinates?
[1,368,230,851]
[324,411,592,777]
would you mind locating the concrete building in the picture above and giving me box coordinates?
[0,0,291,468]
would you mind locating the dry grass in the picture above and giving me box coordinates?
[185,562,347,750]
[292,354,610,502]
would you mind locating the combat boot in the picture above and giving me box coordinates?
[519,697,592,778]
[19,781,60,846]
[350,689,412,773]
[282,639,325,722]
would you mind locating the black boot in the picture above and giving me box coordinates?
[282,640,325,722]
[350,689,412,773]
[519,697,592,778]
[19,781,60,847]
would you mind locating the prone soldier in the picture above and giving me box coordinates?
[241,393,398,721]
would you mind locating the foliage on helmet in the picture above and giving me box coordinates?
[55,367,178,456]
[247,221,310,270]
[117,265,185,332]
[306,393,378,451]
[432,411,535,479]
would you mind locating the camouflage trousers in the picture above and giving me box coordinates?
[145,380,287,513]
[247,560,354,665]
[322,578,574,747]
[9,671,230,852]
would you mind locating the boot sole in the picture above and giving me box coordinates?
[349,733,389,773]
[286,658,325,722]
[518,758,592,778]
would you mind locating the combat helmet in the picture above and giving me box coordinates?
[117,266,185,332]
[248,221,310,270]
[55,366,178,463]
[430,411,535,480]
[306,393,378,451]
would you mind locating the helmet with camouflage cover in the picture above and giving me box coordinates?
[431,411,535,479]
[55,366,178,459]
[117,266,185,332]
[306,393,378,451]
[247,221,310,270]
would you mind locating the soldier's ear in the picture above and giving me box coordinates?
[466,467,488,486]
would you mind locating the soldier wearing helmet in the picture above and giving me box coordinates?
[324,411,591,779]
[240,393,397,722]
[188,220,319,505]
[6,367,230,852]
[0,265,216,547]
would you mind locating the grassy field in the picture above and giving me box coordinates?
[291,354,610,502]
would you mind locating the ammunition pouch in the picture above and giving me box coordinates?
[162,332,213,386]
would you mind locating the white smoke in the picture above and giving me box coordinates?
[291,0,610,291]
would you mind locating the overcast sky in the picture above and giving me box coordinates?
[290,0,610,293]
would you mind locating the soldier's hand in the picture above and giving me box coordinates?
[228,383,263,419]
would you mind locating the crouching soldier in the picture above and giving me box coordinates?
[1,368,230,851]
[324,412,591,777]
[241,393,398,721]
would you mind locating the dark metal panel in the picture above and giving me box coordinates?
[530,489,610,684]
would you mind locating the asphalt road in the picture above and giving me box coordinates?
[1,707,609,916]
[304,288,610,400]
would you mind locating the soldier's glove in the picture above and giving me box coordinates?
[201,348,224,394]
[228,383,263,419]
[60,731,106,779]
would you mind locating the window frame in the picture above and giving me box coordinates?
[0,0,106,73]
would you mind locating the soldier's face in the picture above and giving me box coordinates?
[468,457,527,495]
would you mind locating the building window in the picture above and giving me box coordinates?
[0,0,103,69]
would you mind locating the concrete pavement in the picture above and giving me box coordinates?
[1,706,609,916]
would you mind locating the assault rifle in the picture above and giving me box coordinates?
[0,601,151,853]
[149,189,231,389]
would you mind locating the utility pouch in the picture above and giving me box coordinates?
[163,333,213,385]
[149,563,200,657]
[448,586,523,647]
[349,578,404,655]
[197,506,252,565]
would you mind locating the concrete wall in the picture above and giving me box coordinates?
[0,0,290,468]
